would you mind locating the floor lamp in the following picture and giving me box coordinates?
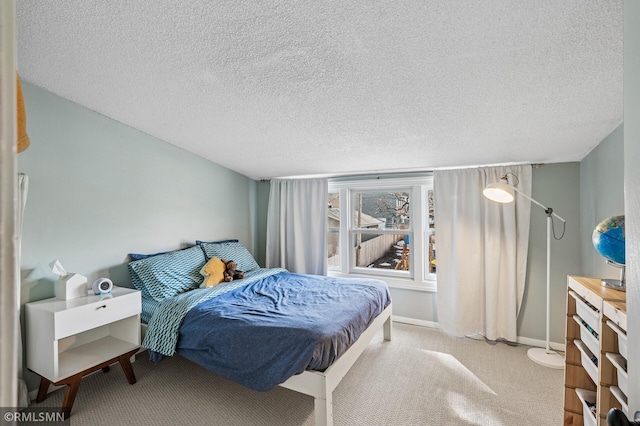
[483,175,566,369]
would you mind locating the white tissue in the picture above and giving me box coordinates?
[50,260,87,300]
[49,259,68,277]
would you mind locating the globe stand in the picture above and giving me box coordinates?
[601,260,625,292]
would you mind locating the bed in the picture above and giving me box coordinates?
[128,241,392,426]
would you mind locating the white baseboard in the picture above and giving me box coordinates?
[392,317,566,352]
[392,316,438,328]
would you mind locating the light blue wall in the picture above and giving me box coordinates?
[19,83,263,391]
[19,83,258,304]
[580,123,625,279]
[388,287,437,323]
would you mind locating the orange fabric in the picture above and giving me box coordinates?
[17,73,30,153]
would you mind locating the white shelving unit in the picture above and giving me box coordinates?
[563,275,626,426]
[603,300,628,419]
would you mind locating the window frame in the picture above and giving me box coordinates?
[327,175,436,292]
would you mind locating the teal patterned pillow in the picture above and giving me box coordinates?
[128,245,205,302]
[127,263,151,298]
[199,241,260,273]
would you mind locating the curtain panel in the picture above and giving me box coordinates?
[434,165,532,342]
[266,178,328,275]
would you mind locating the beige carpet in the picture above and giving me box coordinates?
[29,323,564,425]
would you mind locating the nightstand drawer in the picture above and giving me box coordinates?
[55,291,141,339]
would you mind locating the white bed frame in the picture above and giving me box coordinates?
[140,303,392,426]
[279,303,392,426]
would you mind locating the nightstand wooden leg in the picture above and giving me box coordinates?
[36,377,51,402]
[118,348,138,385]
[61,373,83,420]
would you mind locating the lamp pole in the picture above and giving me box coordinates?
[484,176,566,368]
[512,187,565,368]
[545,209,552,354]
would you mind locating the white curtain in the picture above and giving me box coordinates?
[434,165,531,342]
[17,173,28,407]
[266,178,328,275]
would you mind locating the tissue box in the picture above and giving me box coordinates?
[55,273,88,300]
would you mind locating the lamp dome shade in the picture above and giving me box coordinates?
[483,181,514,203]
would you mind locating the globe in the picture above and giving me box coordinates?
[592,215,625,265]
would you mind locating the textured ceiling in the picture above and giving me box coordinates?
[16,0,623,180]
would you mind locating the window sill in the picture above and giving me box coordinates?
[327,270,436,293]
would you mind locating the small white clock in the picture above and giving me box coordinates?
[92,278,113,295]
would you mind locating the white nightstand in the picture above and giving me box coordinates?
[26,286,141,418]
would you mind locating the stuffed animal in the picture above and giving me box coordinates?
[200,256,227,288]
[222,259,244,282]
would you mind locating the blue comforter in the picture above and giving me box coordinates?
[173,272,390,391]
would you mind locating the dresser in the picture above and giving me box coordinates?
[563,275,627,426]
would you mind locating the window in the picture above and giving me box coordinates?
[426,189,436,274]
[327,176,435,290]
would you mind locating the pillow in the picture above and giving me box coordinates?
[127,263,152,298]
[127,245,206,302]
[199,241,260,273]
[129,246,194,261]
[129,251,170,261]
[199,257,226,288]
[195,239,238,245]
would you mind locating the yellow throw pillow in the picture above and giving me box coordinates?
[200,257,226,288]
